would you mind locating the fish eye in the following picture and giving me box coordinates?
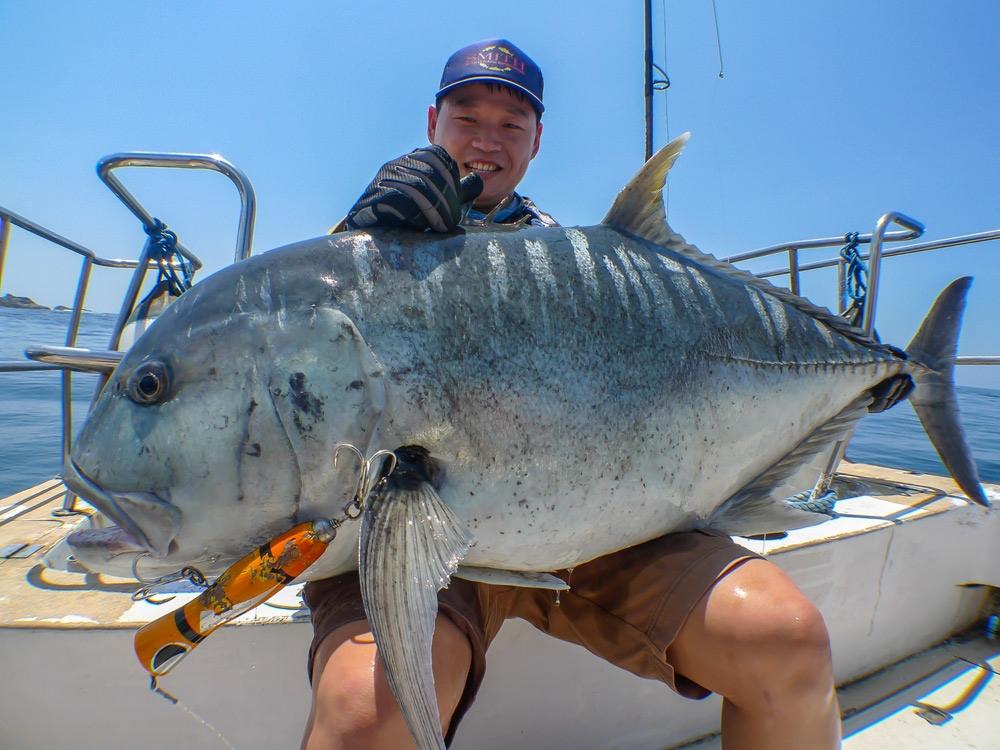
[127,361,171,405]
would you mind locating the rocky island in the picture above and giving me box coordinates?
[0,294,50,310]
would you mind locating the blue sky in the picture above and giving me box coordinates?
[1,1,997,387]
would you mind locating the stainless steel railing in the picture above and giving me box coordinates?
[723,210,1000,496]
[0,204,158,369]
[0,151,257,513]
[724,214,1000,367]
[96,153,255,353]
[722,217,925,297]
[97,152,255,265]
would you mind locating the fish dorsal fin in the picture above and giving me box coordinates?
[602,132,690,245]
[604,133,888,351]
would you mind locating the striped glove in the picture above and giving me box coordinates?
[345,146,483,233]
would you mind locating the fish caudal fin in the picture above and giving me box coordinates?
[906,277,989,506]
[358,447,471,750]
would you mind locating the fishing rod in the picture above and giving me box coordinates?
[643,0,724,162]
[645,0,655,162]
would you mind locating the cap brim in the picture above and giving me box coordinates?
[436,76,544,114]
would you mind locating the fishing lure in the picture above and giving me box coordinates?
[134,445,395,684]
[134,517,340,679]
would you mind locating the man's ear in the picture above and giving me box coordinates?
[427,105,439,143]
[531,121,543,159]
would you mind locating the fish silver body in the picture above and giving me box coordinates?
[334,224,904,571]
[67,221,903,579]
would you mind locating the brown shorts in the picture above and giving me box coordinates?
[303,529,758,745]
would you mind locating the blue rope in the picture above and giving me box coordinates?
[144,218,192,295]
[785,488,838,515]
[840,232,866,322]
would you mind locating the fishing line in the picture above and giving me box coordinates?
[151,679,237,749]
[711,0,725,78]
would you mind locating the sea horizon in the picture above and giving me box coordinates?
[1,307,998,499]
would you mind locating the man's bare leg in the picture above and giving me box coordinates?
[301,614,472,750]
[667,558,841,750]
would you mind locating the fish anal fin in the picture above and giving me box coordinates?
[709,394,873,536]
[358,451,471,750]
[455,566,569,590]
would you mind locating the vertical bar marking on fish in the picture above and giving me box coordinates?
[687,267,726,321]
[351,235,375,298]
[486,239,509,327]
[566,229,600,299]
[614,245,652,319]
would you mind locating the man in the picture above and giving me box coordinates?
[302,39,841,750]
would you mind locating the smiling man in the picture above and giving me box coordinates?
[335,39,556,234]
[304,39,840,750]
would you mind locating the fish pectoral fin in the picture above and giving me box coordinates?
[708,394,873,537]
[358,449,471,750]
[455,566,570,590]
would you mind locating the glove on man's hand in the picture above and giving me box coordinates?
[345,145,483,233]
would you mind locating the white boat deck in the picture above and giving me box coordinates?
[679,634,1000,749]
[0,463,997,749]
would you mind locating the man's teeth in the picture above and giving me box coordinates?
[467,162,499,172]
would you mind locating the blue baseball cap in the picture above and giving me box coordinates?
[436,39,544,115]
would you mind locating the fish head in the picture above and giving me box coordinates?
[64,270,386,580]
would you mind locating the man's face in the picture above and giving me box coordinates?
[428,83,543,208]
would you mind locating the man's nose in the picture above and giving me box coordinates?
[471,133,502,152]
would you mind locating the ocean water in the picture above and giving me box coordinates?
[0,307,997,499]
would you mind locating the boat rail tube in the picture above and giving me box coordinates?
[0,154,255,513]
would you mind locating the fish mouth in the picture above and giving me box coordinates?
[63,458,177,558]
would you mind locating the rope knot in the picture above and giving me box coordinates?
[144,217,191,295]
[839,232,868,325]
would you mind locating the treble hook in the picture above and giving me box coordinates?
[131,555,209,602]
[461,194,516,228]
[481,194,515,223]
[334,443,397,516]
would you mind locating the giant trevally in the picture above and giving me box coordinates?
[62,134,987,750]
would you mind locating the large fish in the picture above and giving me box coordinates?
[63,134,987,749]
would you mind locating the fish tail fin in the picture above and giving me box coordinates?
[905,277,989,506]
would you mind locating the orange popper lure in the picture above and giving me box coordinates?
[134,518,340,683]
[133,445,397,695]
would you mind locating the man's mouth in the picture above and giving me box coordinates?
[465,161,501,174]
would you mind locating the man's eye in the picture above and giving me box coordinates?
[505,123,525,131]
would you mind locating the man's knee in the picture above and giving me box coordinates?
[302,615,472,750]
[669,559,834,707]
[738,593,832,689]
[304,623,384,749]
[718,565,833,707]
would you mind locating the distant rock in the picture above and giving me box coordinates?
[0,293,49,310]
